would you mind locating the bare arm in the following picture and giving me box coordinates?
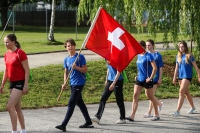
[109,71,121,91]
[0,68,8,94]
[191,61,200,82]
[146,60,157,82]
[21,59,30,94]
[157,67,163,86]
[173,63,178,84]
[73,64,87,73]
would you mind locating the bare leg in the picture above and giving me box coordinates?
[145,88,159,117]
[176,79,190,112]
[129,85,143,120]
[7,89,23,131]
[185,89,195,108]
[145,84,161,114]
[15,101,25,129]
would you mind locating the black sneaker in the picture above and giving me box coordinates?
[79,122,94,128]
[55,125,66,131]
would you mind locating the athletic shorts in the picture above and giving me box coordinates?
[135,79,153,89]
[9,80,25,90]
[178,78,192,82]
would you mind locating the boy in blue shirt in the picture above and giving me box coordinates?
[55,38,93,131]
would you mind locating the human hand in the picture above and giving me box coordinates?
[146,77,151,83]
[22,86,29,95]
[72,64,78,70]
[109,83,115,91]
[62,84,66,90]
[172,78,176,84]
[157,79,162,87]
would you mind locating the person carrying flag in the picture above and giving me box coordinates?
[55,38,94,131]
[91,60,126,124]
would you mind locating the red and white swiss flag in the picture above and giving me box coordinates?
[84,7,145,72]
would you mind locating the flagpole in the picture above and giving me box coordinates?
[57,6,102,101]
[80,6,102,49]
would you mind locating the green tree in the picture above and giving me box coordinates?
[78,0,200,60]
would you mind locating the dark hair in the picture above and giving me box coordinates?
[146,39,155,46]
[139,40,146,48]
[64,38,76,48]
[6,34,21,48]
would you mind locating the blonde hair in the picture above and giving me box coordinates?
[177,41,191,64]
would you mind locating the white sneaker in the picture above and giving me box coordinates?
[158,102,163,112]
[172,111,180,116]
[91,116,100,124]
[187,108,196,114]
[116,119,126,124]
[143,113,153,118]
[20,129,27,133]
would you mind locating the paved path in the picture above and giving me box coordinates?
[0,98,200,133]
[0,43,199,133]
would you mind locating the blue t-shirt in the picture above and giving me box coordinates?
[149,52,164,82]
[107,64,123,81]
[176,54,195,78]
[63,53,86,85]
[136,52,154,82]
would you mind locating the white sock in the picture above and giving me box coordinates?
[11,131,17,133]
[20,129,27,133]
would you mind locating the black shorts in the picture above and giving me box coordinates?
[178,78,192,82]
[135,79,153,89]
[9,80,25,90]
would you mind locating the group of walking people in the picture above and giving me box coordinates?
[0,34,200,132]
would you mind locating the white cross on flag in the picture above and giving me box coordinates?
[83,7,145,72]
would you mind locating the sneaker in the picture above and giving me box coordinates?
[187,108,196,114]
[172,111,180,116]
[79,122,94,128]
[158,102,163,112]
[55,125,66,131]
[91,116,100,124]
[20,129,27,133]
[143,113,153,118]
[151,116,160,121]
[116,119,126,124]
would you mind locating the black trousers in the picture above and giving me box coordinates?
[61,85,92,126]
[95,80,125,120]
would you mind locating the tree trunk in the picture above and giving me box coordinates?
[0,7,9,30]
[48,0,56,41]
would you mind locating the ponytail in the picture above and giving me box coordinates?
[15,41,21,48]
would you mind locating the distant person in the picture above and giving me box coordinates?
[172,41,200,116]
[55,38,94,131]
[91,61,126,124]
[126,40,160,121]
[143,39,163,118]
[0,34,30,133]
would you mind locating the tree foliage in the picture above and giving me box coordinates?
[78,0,200,60]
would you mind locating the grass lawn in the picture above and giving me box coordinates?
[0,25,190,56]
[0,50,200,112]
